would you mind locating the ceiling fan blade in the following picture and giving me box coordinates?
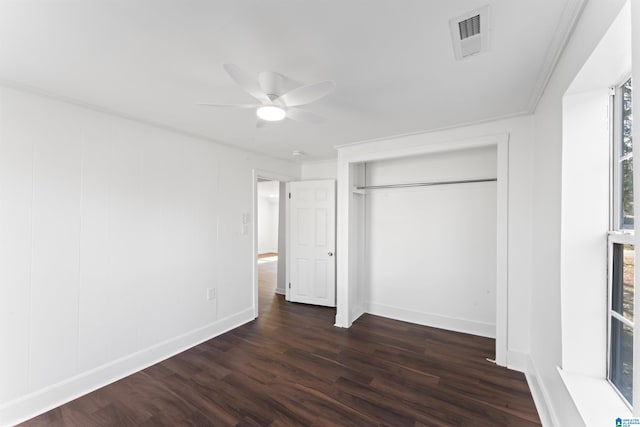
[223,64,270,103]
[277,80,336,107]
[198,103,260,109]
[286,107,327,124]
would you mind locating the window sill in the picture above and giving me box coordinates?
[558,367,631,426]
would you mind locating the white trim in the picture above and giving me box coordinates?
[251,169,295,319]
[504,352,556,425]
[350,305,367,325]
[611,310,634,328]
[559,367,630,426]
[507,350,534,374]
[632,0,640,413]
[334,313,348,328]
[526,0,587,112]
[495,134,509,366]
[506,349,560,426]
[368,302,495,338]
[332,112,530,152]
[526,371,556,427]
[285,181,291,302]
[0,308,255,427]
[609,231,635,245]
[338,133,508,164]
[334,159,353,328]
[335,132,510,366]
[608,74,636,411]
[519,358,571,427]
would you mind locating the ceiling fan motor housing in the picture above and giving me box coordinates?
[259,71,286,100]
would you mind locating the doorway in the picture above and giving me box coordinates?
[252,170,292,318]
[257,179,281,303]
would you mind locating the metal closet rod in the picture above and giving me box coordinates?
[356,177,497,190]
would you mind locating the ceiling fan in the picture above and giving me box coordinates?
[199,64,336,127]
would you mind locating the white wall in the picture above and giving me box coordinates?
[555,3,636,424]
[365,147,498,337]
[0,86,299,425]
[530,0,629,425]
[560,89,610,378]
[300,159,337,180]
[257,181,279,254]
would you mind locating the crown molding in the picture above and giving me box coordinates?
[526,0,587,112]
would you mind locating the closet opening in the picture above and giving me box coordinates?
[363,146,498,345]
[335,134,509,365]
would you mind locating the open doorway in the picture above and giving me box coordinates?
[252,170,292,319]
[257,179,281,305]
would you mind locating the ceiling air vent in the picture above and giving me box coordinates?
[449,6,490,60]
[459,15,480,39]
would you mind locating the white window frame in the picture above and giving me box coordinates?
[607,232,634,408]
[607,76,634,409]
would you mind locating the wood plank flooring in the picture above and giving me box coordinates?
[20,259,541,426]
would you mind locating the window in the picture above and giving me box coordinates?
[609,77,634,407]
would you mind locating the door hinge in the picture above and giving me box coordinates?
[288,282,291,289]
[289,192,291,199]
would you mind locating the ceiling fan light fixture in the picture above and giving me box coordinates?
[257,105,286,121]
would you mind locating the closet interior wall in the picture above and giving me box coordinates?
[362,146,499,338]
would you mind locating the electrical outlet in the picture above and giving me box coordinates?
[206,288,216,300]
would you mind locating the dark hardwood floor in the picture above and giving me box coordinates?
[20,259,541,426]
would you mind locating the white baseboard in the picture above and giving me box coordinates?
[367,302,496,338]
[275,287,286,295]
[0,308,255,427]
[517,355,561,427]
[504,351,557,426]
[351,305,366,324]
[507,350,534,374]
[526,371,555,427]
[334,313,351,328]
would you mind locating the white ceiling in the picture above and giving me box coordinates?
[0,0,580,161]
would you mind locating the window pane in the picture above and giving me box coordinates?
[610,317,634,405]
[612,243,635,322]
[621,158,634,229]
[609,79,634,407]
[622,78,633,157]
[620,78,634,229]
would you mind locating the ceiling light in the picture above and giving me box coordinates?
[291,150,306,156]
[257,106,286,121]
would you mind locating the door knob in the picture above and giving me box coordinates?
[328,252,334,256]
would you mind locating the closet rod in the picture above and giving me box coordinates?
[356,177,496,190]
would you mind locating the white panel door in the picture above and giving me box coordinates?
[287,180,336,307]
